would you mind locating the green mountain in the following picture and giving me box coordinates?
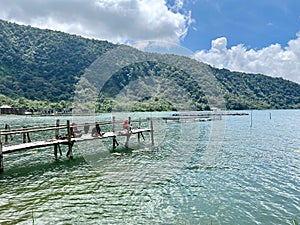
[0,19,115,102]
[212,68,300,109]
[0,19,299,112]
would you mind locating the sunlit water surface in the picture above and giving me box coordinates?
[0,110,299,224]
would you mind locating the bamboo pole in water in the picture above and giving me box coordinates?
[112,116,115,132]
[0,131,3,173]
[138,118,141,144]
[150,119,154,146]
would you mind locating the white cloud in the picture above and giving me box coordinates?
[0,0,192,43]
[194,34,300,84]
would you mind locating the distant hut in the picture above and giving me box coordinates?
[40,108,56,115]
[0,105,13,114]
[0,105,25,115]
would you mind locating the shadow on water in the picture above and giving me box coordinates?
[108,143,154,154]
[0,142,155,179]
[0,154,89,179]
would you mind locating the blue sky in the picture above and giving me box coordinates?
[179,0,300,51]
[0,0,299,83]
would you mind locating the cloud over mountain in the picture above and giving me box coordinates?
[194,34,300,84]
[0,0,191,43]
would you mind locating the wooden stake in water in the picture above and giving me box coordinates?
[112,116,115,132]
[0,131,3,173]
[250,111,253,128]
[138,118,141,144]
[150,119,154,146]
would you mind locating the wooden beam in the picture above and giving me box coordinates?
[1,125,68,135]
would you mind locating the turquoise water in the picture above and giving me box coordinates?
[0,110,299,224]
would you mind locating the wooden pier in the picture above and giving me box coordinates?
[162,117,216,123]
[0,117,154,173]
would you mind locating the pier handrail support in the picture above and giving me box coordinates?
[66,120,73,159]
[53,119,61,158]
[22,126,31,143]
[55,119,60,139]
[4,124,13,143]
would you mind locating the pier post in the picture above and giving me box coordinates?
[4,124,12,143]
[54,120,60,158]
[54,144,58,158]
[66,120,73,159]
[26,132,31,143]
[22,127,31,143]
[150,119,154,146]
[0,131,3,173]
[138,118,141,143]
[112,116,117,148]
[113,136,117,148]
[55,119,60,139]
[4,124,8,143]
[22,127,26,143]
[112,116,115,132]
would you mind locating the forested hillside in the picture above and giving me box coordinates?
[213,68,300,109]
[0,19,115,102]
[0,19,299,112]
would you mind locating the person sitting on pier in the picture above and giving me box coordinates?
[122,119,132,132]
[71,122,82,138]
[91,124,105,137]
[122,119,132,148]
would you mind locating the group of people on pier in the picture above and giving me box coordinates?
[71,118,132,147]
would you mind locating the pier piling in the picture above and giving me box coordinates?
[66,120,73,159]
[54,119,60,158]
[4,124,13,143]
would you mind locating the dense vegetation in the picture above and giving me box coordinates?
[213,68,300,109]
[98,61,210,112]
[0,19,299,113]
[0,19,115,104]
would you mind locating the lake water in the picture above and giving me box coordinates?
[0,110,299,225]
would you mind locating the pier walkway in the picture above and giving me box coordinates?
[0,118,153,173]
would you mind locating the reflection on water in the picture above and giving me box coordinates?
[0,110,300,224]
